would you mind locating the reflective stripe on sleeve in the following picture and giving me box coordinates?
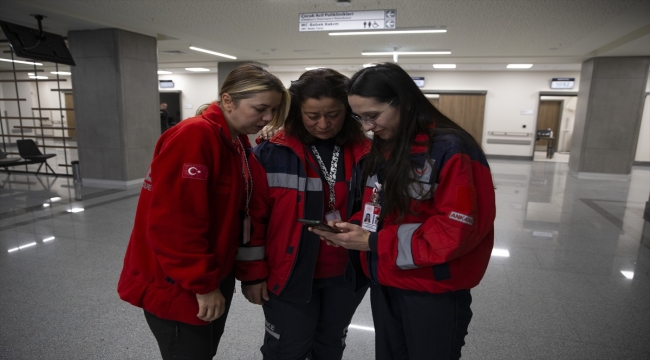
[266,173,322,191]
[236,246,265,261]
[396,223,422,270]
[267,172,302,190]
[306,177,322,191]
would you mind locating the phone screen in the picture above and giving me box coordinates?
[297,218,342,233]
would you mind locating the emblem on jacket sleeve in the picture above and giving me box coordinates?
[182,163,208,180]
[142,167,153,191]
[448,211,474,225]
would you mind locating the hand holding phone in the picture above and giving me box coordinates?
[297,218,343,233]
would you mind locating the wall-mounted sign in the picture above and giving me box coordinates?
[412,77,425,88]
[159,80,175,89]
[550,77,575,89]
[299,9,396,32]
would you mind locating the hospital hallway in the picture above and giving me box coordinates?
[1,159,649,359]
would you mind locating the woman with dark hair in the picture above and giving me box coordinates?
[118,63,290,360]
[235,68,370,360]
[312,63,496,360]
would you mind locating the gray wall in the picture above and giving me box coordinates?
[569,57,650,176]
[69,28,159,182]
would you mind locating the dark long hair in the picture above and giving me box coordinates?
[283,68,365,146]
[347,63,484,222]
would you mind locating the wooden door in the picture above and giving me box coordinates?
[64,93,76,138]
[536,101,561,148]
[428,97,440,109]
[437,94,486,145]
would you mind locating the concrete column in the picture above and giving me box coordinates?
[569,57,650,180]
[68,28,159,187]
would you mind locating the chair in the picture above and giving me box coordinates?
[0,148,25,174]
[16,140,56,175]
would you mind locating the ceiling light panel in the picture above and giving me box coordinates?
[433,64,456,69]
[362,51,451,56]
[185,68,210,72]
[507,64,533,68]
[189,46,237,60]
[330,28,446,36]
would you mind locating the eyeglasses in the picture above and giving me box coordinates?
[351,99,394,126]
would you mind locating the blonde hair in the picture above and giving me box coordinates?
[219,63,290,127]
[195,103,211,116]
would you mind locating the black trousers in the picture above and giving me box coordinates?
[144,272,236,360]
[261,276,368,360]
[370,283,472,360]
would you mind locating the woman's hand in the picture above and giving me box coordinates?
[311,222,371,251]
[241,282,269,305]
[260,125,283,140]
[196,288,226,322]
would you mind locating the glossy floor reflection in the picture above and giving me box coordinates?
[0,161,649,359]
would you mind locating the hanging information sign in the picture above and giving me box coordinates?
[299,9,396,32]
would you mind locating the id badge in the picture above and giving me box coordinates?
[242,215,251,244]
[361,203,381,232]
[325,209,341,222]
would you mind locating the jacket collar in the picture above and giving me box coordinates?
[269,130,370,162]
[201,102,252,149]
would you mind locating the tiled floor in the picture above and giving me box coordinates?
[0,160,649,359]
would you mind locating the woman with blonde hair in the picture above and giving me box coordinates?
[118,63,289,360]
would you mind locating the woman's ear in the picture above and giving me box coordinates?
[221,93,234,112]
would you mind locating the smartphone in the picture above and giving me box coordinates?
[297,218,342,233]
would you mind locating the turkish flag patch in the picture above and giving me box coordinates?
[182,163,208,180]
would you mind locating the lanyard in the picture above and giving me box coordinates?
[237,137,252,215]
[311,145,340,210]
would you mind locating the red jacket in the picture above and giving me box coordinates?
[354,132,496,293]
[117,103,248,325]
[235,131,370,300]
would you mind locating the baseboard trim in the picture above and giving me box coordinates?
[573,172,630,181]
[82,177,144,189]
[486,155,533,161]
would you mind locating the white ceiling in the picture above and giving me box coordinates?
[0,0,649,74]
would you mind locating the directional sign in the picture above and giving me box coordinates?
[299,10,397,32]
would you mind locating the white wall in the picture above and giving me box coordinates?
[410,70,581,156]
[158,69,650,160]
[157,73,220,121]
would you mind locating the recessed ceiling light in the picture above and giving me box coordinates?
[0,58,43,66]
[43,236,55,242]
[50,71,71,75]
[305,67,325,70]
[507,64,533,69]
[29,76,48,79]
[330,28,446,36]
[362,51,451,56]
[189,46,237,60]
[185,68,210,72]
[362,63,377,68]
[157,70,172,74]
[433,64,456,69]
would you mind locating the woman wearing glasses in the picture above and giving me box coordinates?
[235,68,371,360]
[312,63,496,360]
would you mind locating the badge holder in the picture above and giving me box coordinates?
[362,183,382,232]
